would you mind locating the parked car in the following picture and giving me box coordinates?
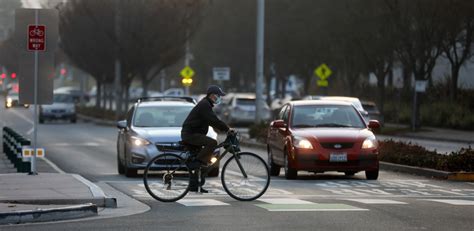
[361,100,384,126]
[317,96,370,122]
[116,97,219,177]
[267,100,380,180]
[220,93,271,125]
[39,93,77,123]
[4,92,29,109]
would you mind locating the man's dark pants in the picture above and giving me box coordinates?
[181,133,217,163]
[181,133,217,190]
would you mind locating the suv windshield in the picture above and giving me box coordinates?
[133,105,193,127]
[53,94,74,103]
[292,105,365,128]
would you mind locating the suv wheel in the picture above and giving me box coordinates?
[124,164,138,177]
[117,155,125,174]
[207,165,219,177]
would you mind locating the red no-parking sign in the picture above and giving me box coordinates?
[27,25,46,51]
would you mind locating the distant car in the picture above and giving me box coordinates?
[220,93,271,125]
[361,101,383,126]
[5,92,29,109]
[116,97,219,177]
[54,86,89,104]
[267,100,380,180]
[317,96,370,122]
[39,93,77,123]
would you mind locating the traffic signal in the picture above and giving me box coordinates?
[182,77,193,87]
[0,73,5,79]
[11,73,17,79]
[60,68,67,76]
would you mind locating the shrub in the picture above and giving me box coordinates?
[77,106,122,121]
[248,122,269,142]
[379,140,474,172]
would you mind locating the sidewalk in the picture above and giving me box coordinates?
[383,123,474,144]
[0,155,116,225]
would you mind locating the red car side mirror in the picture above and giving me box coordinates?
[271,120,287,128]
[368,120,380,130]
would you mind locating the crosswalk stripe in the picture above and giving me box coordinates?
[345,199,407,204]
[177,199,230,206]
[421,199,474,205]
[258,198,314,204]
[255,203,369,212]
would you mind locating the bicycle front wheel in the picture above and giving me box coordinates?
[221,152,270,201]
[143,153,191,202]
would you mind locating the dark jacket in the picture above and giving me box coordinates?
[181,97,229,135]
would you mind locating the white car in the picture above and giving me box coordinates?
[317,96,370,123]
[39,93,77,123]
[221,93,271,125]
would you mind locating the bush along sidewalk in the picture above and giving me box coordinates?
[379,140,473,173]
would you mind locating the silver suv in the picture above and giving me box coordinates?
[116,97,219,177]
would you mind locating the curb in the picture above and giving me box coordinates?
[0,203,98,225]
[239,138,473,181]
[0,198,116,208]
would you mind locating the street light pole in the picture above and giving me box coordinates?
[255,0,265,123]
[114,1,122,119]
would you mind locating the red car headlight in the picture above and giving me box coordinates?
[293,136,313,149]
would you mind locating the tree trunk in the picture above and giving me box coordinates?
[95,80,102,109]
[376,70,386,114]
[450,65,460,101]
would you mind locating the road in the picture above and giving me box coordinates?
[1,105,474,231]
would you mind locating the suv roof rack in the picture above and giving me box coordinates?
[137,96,197,104]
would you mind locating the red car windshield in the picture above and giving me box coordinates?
[292,105,365,128]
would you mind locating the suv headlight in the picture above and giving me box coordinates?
[293,136,313,149]
[362,136,377,149]
[130,136,151,147]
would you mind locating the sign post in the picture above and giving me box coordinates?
[15,9,58,175]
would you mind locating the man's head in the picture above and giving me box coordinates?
[206,85,226,104]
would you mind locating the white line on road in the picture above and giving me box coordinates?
[178,199,230,206]
[258,198,314,204]
[42,157,66,174]
[10,108,34,125]
[420,199,474,205]
[345,199,407,204]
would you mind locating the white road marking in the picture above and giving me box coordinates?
[258,198,314,204]
[178,199,229,206]
[262,208,369,212]
[43,157,66,174]
[50,142,102,147]
[421,199,474,205]
[10,108,34,125]
[345,199,407,204]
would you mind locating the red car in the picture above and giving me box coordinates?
[267,100,380,180]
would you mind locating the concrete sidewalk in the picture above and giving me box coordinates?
[0,157,116,225]
[383,123,474,144]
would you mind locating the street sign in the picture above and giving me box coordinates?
[213,67,230,81]
[317,80,328,87]
[180,66,195,79]
[415,80,428,93]
[315,63,332,80]
[27,24,46,51]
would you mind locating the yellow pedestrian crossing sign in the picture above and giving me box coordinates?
[180,66,195,79]
[314,63,332,80]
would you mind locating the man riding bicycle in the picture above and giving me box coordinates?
[181,85,234,192]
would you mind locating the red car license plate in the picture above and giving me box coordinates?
[329,153,347,162]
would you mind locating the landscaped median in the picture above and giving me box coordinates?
[379,140,474,181]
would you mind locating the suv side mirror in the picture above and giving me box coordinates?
[368,120,380,131]
[117,120,127,129]
[271,119,287,128]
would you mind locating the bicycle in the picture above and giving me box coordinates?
[143,132,270,202]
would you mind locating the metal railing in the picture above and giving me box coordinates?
[2,127,31,173]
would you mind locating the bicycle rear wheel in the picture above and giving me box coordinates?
[221,152,270,201]
[143,153,191,202]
